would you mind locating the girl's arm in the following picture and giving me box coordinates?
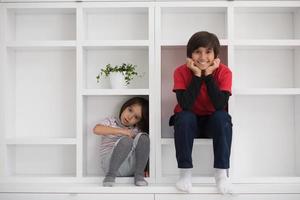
[93,124,133,138]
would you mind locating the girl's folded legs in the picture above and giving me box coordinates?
[103,134,150,187]
[103,137,133,187]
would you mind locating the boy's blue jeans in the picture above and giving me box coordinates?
[172,110,232,169]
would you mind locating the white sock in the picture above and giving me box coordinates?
[175,168,192,193]
[214,168,233,194]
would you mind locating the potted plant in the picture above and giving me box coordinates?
[96,63,139,89]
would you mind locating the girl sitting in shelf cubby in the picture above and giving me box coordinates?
[93,97,149,187]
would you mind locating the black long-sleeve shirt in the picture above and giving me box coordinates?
[175,74,230,111]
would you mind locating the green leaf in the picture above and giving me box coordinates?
[96,62,142,85]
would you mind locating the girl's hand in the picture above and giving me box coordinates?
[186,58,202,77]
[205,58,220,76]
[121,128,135,138]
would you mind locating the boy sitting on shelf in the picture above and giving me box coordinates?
[169,31,233,194]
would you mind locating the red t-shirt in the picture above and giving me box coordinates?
[173,63,232,116]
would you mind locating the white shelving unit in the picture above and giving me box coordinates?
[1,0,300,199]
[0,2,155,182]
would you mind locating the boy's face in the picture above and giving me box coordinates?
[120,104,142,127]
[191,47,215,70]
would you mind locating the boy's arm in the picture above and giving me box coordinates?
[93,124,133,138]
[204,75,230,110]
[175,75,203,111]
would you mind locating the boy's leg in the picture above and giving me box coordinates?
[174,111,198,168]
[174,111,198,192]
[103,136,133,187]
[207,111,233,194]
[208,111,232,169]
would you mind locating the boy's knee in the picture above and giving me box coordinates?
[175,111,197,126]
[211,111,230,122]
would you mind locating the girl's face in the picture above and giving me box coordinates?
[120,104,142,127]
[191,47,215,70]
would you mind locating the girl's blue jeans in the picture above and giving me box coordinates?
[172,110,232,169]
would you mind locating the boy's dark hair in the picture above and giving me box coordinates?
[186,31,220,59]
[119,97,149,133]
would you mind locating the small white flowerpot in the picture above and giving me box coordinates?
[109,72,128,89]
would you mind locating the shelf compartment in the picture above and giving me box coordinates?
[83,7,148,40]
[82,95,149,177]
[83,46,149,89]
[161,7,227,42]
[7,145,76,177]
[6,8,76,41]
[235,7,300,40]
[234,46,300,88]
[161,144,214,177]
[4,48,76,139]
[233,95,300,178]
[161,46,228,138]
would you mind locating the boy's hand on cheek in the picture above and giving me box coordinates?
[186,58,202,77]
[205,58,220,76]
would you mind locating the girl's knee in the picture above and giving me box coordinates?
[138,133,150,144]
[118,136,134,147]
[134,133,149,145]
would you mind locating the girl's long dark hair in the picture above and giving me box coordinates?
[119,97,149,133]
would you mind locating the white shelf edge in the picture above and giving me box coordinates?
[161,39,228,47]
[161,138,212,145]
[0,176,136,184]
[81,89,150,96]
[81,2,155,8]
[1,176,300,185]
[234,40,300,47]
[5,138,77,145]
[6,41,76,48]
[1,182,300,194]
[158,1,229,7]
[233,88,300,95]
[231,177,300,184]
[233,1,300,7]
[3,3,78,8]
[76,6,84,179]
[82,40,150,47]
